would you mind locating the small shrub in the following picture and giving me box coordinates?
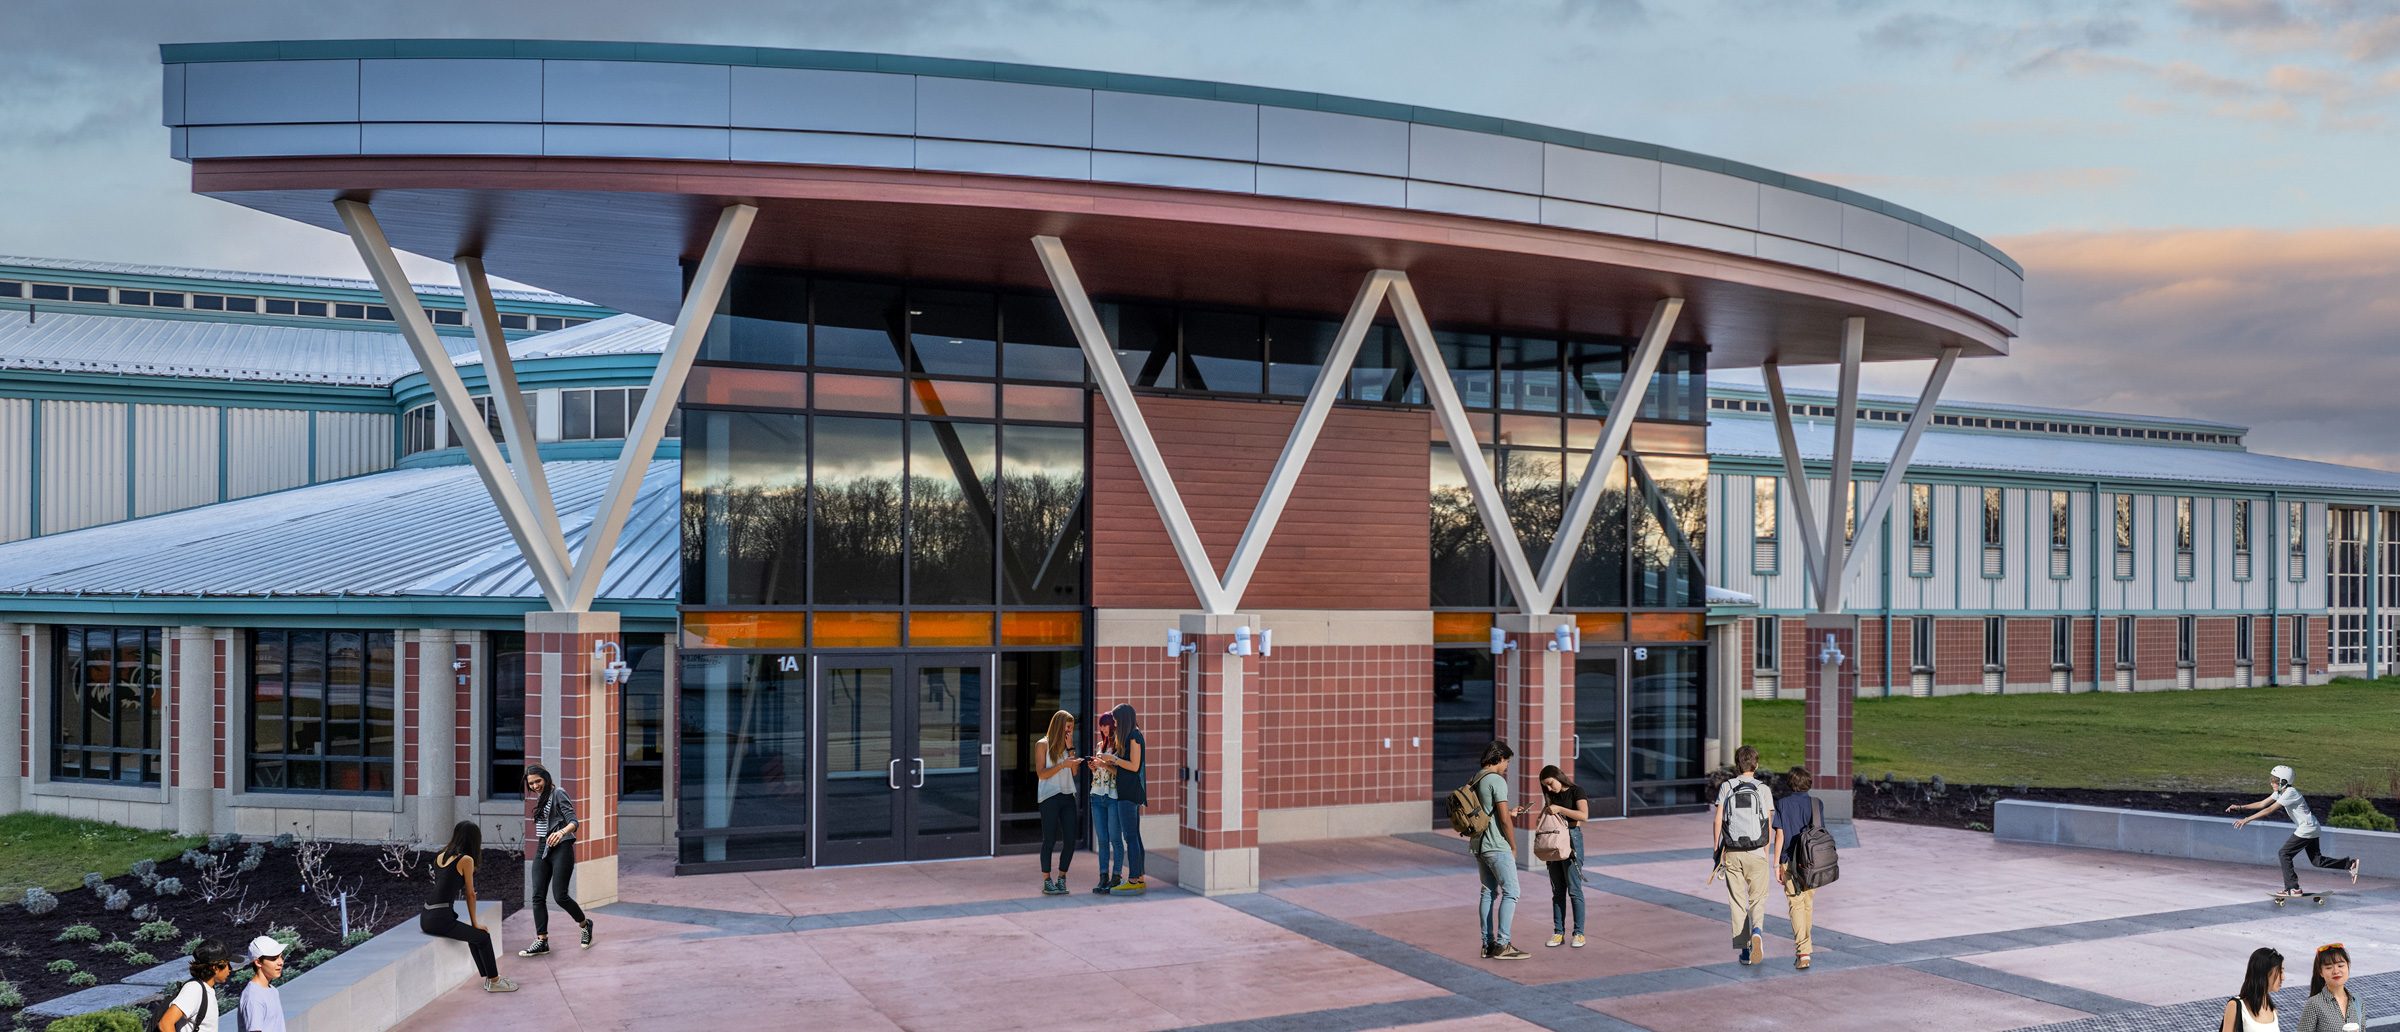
[180,936,204,957]
[129,904,153,922]
[54,925,100,945]
[44,960,76,975]
[64,972,96,989]
[95,940,138,960]
[20,888,58,916]
[152,878,183,898]
[295,948,336,973]
[0,979,22,1009]
[340,929,374,947]
[39,1009,149,1032]
[130,860,155,881]
[189,853,219,873]
[207,832,240,852]
[176,850,203,868]
[125,951,157,967]
[264,926,304,958]
[2327,796,2398,833]
[270,833,295,849]
[80,873,107,894]
[101,889,131,912]
[131,921,179,945]
[238,844,266,873]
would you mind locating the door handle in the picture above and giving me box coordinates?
[1572,734,1581,758]
[887,758,902,790]
[911,758,926,789]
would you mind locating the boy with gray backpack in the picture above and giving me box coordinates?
[1709,745,1776,966]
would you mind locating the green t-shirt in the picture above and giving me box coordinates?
[1473,771,1511,855]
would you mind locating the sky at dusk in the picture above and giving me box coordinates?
[2,0,2394,468]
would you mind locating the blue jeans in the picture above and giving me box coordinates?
[1547,826,1586,935]
[1115,799,1146,879]
[1090,795,1121,877]
[1476,849,1520,948]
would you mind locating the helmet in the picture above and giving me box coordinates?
[2271,765,2294,784]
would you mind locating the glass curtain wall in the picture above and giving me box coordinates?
[51,627,165,784]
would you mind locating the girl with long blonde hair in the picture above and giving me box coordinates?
[1034,709,1081,895]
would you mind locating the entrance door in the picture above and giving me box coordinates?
[815,653,991,866]
[1572,648,1628,819]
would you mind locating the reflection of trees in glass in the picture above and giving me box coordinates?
[1002,470,1085,604]
[1430,445,1494,607]
[1499,448,1563,570]
[909,422,997,604]
[1568,457,1628,608]
[681,482,807,604]
[1632,455,1707,607]
[813,474,904,603]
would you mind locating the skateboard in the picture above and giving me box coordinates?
[2270,891,2333,908]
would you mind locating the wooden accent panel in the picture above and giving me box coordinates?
[1091,396,1428,610]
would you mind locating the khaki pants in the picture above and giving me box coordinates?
[1722,848,1771,951]
[1782,864,1814,957]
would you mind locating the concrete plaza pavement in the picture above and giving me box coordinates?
[401,816,2400,1031]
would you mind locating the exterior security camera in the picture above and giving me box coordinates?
[1227,626,1253,656]
[1546,624,1579,653]
[1166,629,1195,656]
[1489,627,1515,655]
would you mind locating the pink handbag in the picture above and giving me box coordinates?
[1533,813,1572,862]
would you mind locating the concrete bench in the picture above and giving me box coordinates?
[1996,800,2400,878]
[279,900,504,1032]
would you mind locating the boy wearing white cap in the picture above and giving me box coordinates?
[2228,764,2361,898]
[238,935,287,1032]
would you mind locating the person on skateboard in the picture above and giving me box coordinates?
[2228,764,2360,899]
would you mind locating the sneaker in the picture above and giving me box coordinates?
[1795,954,1812,971]
[580,920,594,949]
[1571,934,1586,948]
[1746,930,1764,966]
[1481,941,1496,959]
[485,977,519,993]
[1492,944,1532,961]
[2274,888,2303,899]
[1110,878,1146,895]
[1546,934,1565,948]
[517,938,550,958]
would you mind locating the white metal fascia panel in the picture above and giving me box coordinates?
[134,404,220,518]
[314,411,393,482]
[226,409,310,498]
[0,399,29,543]
[38,401,127,535]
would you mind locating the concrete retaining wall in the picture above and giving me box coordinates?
[1995,800,2400,878]
[282,900,502,1032]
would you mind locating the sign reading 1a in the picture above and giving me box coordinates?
[777,656,801,673]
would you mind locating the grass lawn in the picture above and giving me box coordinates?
[0,812,205,898]
[1741,676,2400,794]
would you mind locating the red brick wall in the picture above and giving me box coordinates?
[2198,617,2239,681]
[402,640,419,797]
[1094,646,1184,823]
[1091,398,1428,610]
[212,638,227,790]
[1937,618,1983,687]
[2135,617,2177,683]
[1858,619,1889,692]
[453,641,472,798]
[2006,618,2053,688]
[167,637,179,790]
[1256,644,1431,812]
[2072,618,2096,686]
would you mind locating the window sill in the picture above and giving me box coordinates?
[226,790,401,813]
[25,780,164,804]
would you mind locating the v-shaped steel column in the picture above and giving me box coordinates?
[1835,345,1960,593]
[456,255,570,576]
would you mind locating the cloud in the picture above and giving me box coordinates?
[1864,9,2142,65]
[1808,166,2136,199]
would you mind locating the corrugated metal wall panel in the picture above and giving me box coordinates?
[37,400,127,534]
[226,408,310,498]
[314,411,394,482]
[134,404,220,517]
[0,399,30,543]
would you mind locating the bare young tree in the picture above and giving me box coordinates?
[375,838,419,881]
[224,889,266,927]
[193,855,244,904]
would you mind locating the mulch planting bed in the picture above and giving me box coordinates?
[1845,777,2400,833]
[1,838,523,1026]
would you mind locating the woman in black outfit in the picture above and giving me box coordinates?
[419,820,516,993]
[520,764,595,957]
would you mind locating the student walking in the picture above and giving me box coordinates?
[519,764,595,957]
[1470,740,1531,960]
[1088,711,1122,893]
[1536,764,1588,949]
[2218,947,2284,1032]
[1035,709,1081,895]
[2228,764,2360,898]
[2297,943,2363,1032]
[419,821,516,993]
[1772,765,1820,970]
[1710,745,1777,966]
[1092,704,1149,894]
[157,940,230,1032]
[237,935,288,1032]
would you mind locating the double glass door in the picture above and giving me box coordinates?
[815,653,990,866]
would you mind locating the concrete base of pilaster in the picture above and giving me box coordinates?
[575,852,620,909]
[1177,844,1259,897]
[1814,787,1855,824]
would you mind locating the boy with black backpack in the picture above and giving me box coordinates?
[1773,766,1827,971]
[1709,745,1776,966]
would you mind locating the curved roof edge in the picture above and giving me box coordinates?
[157,38,2020,279]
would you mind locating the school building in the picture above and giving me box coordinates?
[0,35,2150,899]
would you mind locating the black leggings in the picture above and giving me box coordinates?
[532,847,588,937]
[1040,794,1079,874]
[419,908,498,978]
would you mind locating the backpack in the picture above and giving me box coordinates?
[1720,777,1772,852]
[1532,813,1572,862]
[1790,797,1840,890]
[1446,772,1499,840]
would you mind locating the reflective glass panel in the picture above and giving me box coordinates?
[822,663,898,845]
[1265,316,1338,398]
[1631,455,1707,608]
[1002,425,1086,606]
[1101,302,1178,388]
[1183,310,1263,393]
[1498,336,1561,412]
[1349,324,1416,403]
[489,631,526,797]
[908,288,997,378]
[1566,455,1630,608]
[1566,338,1623,416]
[908,420,998,605]
[1429,648,1496,824]
[706,267,808,366]
[1498,447,1563,606]
[913,663,983,838]
[1000,651,1085,845]
[813,279,906,372]
[678,653,808,865]
[1628,645,1706,809]
[1429,444,1494,608]
[812,416,905,604]
[621,635,667,799]
[681,411,809,606]
[1000,293,1085,382]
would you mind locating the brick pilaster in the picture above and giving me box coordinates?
[1176,613,1261,896]
[1496,614,1574,870]
[524,611,621,907]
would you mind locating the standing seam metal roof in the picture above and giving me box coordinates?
[0,254,589,305]
[1708,417,2400,493]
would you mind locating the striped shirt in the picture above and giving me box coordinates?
[532,789,577,858]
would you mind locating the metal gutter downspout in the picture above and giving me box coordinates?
[2092,481,2104,692]
[2269,489,2281,686]
[2370,503,2382,680]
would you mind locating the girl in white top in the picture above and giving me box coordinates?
[158,940,231,1032]
[1034,709,1080,896]
[2220,946,2283,1032]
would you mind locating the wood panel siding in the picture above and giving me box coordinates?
[1092,395,1428,610]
